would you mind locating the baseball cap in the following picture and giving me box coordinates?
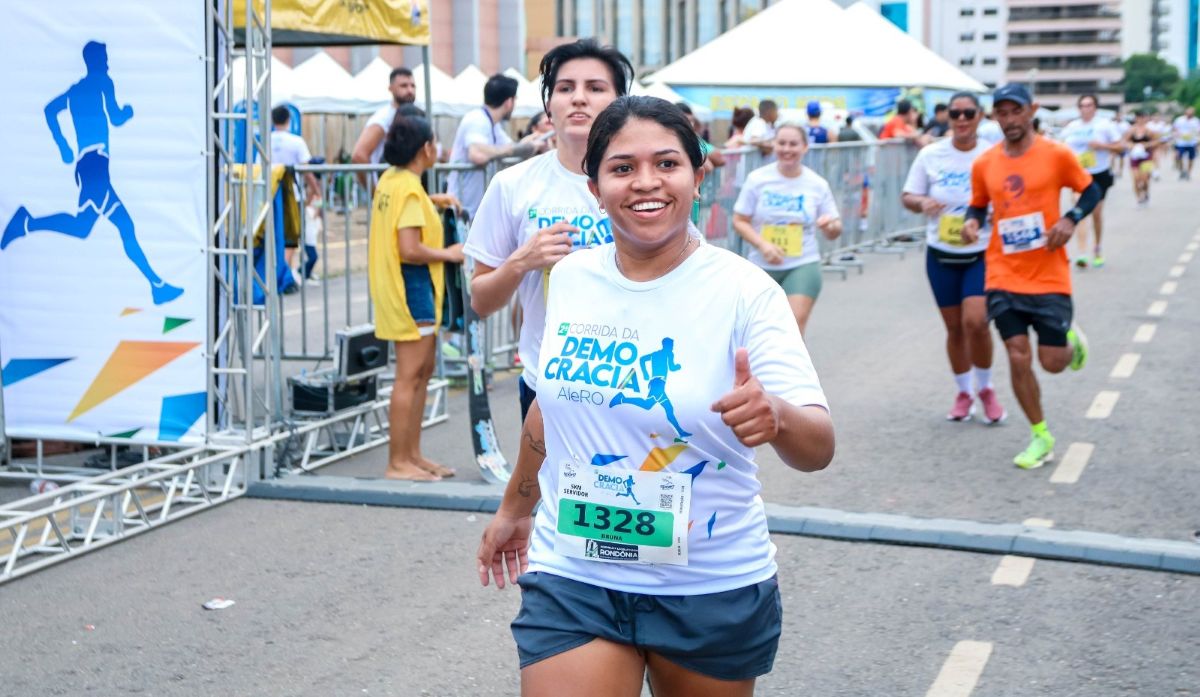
[806,100,822,117]
[992,84,1033,107]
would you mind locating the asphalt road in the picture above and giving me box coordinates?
[1,169,1197,696]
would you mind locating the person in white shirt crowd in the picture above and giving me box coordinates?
[351,67,417,184]
[743,99,779,159]
[476,95,835,697]
[269,105,320,278]
[977,113,1004,146]
[1173,106,1199,180]
[447,74,548,219]
[732,122,842,337]
[901,92,1006,424]
[1059,94,1122,268]
[464,38,634,424]
[522,111,557,150]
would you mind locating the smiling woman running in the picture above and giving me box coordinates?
[475,96,835,697]
[732,123,842,337]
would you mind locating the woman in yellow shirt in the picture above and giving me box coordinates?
[368,114,464,480]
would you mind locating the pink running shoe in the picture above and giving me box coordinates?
[947,392,974,421]
[977,387,1007,424]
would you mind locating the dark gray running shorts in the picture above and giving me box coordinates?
[511,571,782,681]
[987,290,1073,346]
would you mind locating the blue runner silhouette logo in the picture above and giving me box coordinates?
[2,41,183,305]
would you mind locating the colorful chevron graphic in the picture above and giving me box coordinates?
[67,340,200,421]
[640,442,689,472]
[158,391,206,441]
[1,357,73,386]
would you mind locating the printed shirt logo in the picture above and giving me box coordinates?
[762,190,806,214]
[531,205,612,248]
[545,325,692,442]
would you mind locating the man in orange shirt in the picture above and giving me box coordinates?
[962,84,1102,470]
[879,99,918,140]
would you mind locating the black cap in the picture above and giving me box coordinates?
[992,84,1033,107]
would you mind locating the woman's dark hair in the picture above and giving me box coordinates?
[731,106,754,131]
[949,91,982,109]
[539,38,634,108]
[1078,93,1099,108]
[382,114,434,167]
[583,96,703,182]
[522,111,546,138]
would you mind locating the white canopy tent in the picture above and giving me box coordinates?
[631,81,713,121]
[648,0,985,117]
[233,56,296,106]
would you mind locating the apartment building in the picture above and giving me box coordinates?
[532,0,774,76]
[1004,1,1124,108]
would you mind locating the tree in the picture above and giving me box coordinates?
[1121,53,1180,102]
[1174,69,1200,110]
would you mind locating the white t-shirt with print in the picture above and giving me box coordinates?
[463,151,611,389]
[733,164,839,270]
[1174,116,1200,145]
[526,242,828,595]
[902,138,991,254]
[1061,118,1122,174]
[270,130,312,167]
[447,107,514,218]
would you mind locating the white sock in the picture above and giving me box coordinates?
[954,372,972,394]
[974,367,993,392]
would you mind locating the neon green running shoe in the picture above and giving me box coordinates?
[1067,324,1088,371]
[1092,256,1106,268]
[1014,432,1056,470]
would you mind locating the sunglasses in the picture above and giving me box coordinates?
[948,108,978,120]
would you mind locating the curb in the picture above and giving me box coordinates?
[247,475,1200,575]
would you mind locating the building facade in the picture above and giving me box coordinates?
[532,0,776,77]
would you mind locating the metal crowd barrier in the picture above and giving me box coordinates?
[280,139,924,389]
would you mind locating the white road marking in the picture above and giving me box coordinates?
[1168,265,1185,278]
[1160,281,1178,295]
[990,556,1036,587]
[1133,323,1157,343]
[991,520,1054,587]
[1086,391,1120,419]
[1148,300,1168,317]
[1051,443,1095,484]
[1180,252,1194,263]
[926,641,993,697]
[1109,353,1140,379]
[1188,241,1200,250]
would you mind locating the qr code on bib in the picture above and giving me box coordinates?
[659,494,673,509]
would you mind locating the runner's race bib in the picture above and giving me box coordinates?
[938,214,966,246]
[1077,150,1097,169]
[762,223,803,257]
[554,461,690,565]
[998,212,1047,255]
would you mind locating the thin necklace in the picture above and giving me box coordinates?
[615,234,694,280]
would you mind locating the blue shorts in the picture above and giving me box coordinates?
[400,263,435,325]
[75,148,121,215]
[518,375,536,423]
[1176,144,1197,161]
[511,572,782,681]
[926,248,986,308]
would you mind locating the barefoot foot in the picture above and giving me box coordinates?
[418,457,456,478]
[385,461,441,481]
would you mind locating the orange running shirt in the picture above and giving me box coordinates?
[970,136,1093,296]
